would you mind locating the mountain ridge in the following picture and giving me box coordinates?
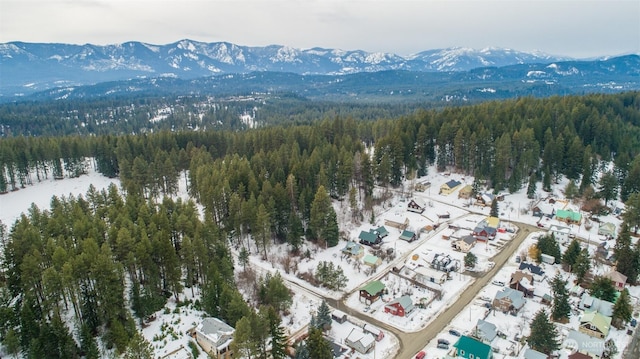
[1,39,574,95]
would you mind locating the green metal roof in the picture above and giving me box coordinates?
[360,280,385,296]
[556,209,582,221]
[580,311,611,336]
[359,230,378,243]
[454,335,492,359]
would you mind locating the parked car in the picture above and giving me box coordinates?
[491,280,505,286]
[437,343,449,350]
[415,351,426,359]
[438,339,450,346]
[449,329,461,337]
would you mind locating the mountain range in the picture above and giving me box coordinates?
[1,39,638,101]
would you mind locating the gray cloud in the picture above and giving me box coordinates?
[1,0,638,58]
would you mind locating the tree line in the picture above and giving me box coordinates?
[1,91,640,357]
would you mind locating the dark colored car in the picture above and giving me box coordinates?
[449,329,461,337]
[438,339,450,346]
[437,343,449,350]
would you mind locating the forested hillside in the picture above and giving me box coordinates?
[1,91,640,357]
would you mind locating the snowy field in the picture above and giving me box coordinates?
[1,163,638,359]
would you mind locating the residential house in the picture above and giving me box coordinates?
[344,327,375,354]
[358,230,382,246]
[341,241,364,260]
[372,226,389,239]
[523,348,548,359]
[362,324,385,341]
[195,317,234,359]
[472,319,497,343]
[363,254,382,268]
[519,262,545,279]
[579,311,611,339]
[485,216,500,229]
[493,287,526,315]
[453,235,476,253]
[384,295,415,317]
[413,266,448,284]
[399,230,417,242]
[509,270,534,297]
[429,253,459,272]
[476,193,495,207]
[568,353,594,359]
[359,280,385,304]
[548,224,571,243]
[556,209,582,224]
[603,270,627,291]
[579,293,614,317]
[473,225,497,241]
[566,330,604,358]
[407,199,427,214]
[440,179,462,195]
[384,216,410,230]
[597,222,616,238]
[458,184,474,199]
[453,335,493,359]
[414,180,431,192]
[532,202,555,218]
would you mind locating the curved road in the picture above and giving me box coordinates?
[326,221,539,358]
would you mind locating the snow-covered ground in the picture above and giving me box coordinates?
[1,164,638,359]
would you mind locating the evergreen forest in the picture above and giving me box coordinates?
[1,91,640,357]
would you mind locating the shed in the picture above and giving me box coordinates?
[331,309,348,324]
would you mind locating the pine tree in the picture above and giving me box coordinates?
[526,173,536,199]
[527,309,560,354]
[562,239,582,271]
[464,252,477,269]
[266,306,288,359]
[490,199,499,217]
[598,171,619,206]
[590,277,617,302]
[550,274,571,322]
[306,327,333,359]
[123,332,154,359]
[574,248,591,284]
[612,289,633,328]
[316,300,332,331]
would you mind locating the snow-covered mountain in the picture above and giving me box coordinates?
[0,39,570,95]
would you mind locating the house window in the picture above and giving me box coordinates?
[470,354,474,359]
[461,350,465,356]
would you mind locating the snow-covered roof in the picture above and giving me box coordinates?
[196,317,234,347]
[579,293,614,317]
[548,224,570,234]
[566,330,604,357]
[603,270,627,285]
[524,348,548,359]
[346,327,375,348]
[474,319,497,342]
[494,288,525,309]
[386,295,414,312]
[580,311,611,336]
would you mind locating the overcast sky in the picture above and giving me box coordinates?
[1,0,638,58]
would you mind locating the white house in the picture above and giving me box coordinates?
[548,224,571,243]
[345,327,375,354]
[195,317,234,359]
